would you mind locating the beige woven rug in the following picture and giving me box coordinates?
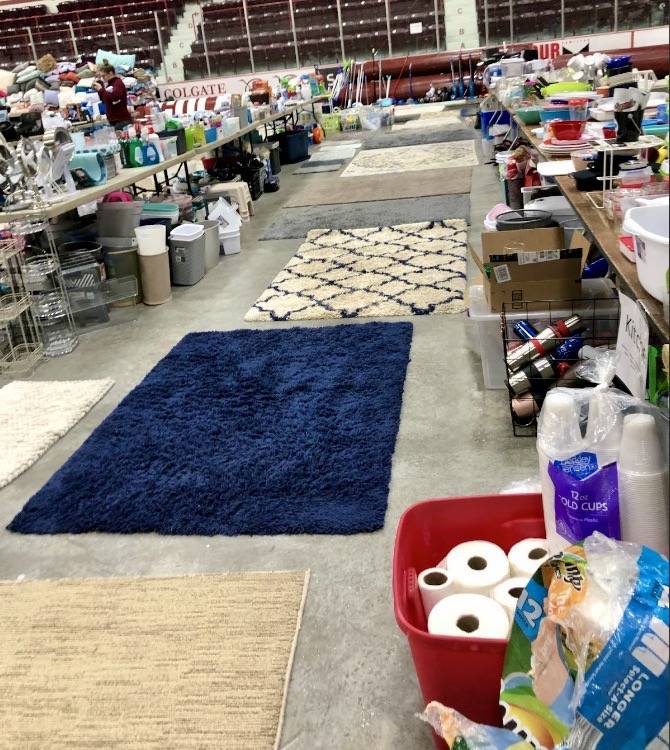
[245,220,468,322]
[0,571,309,750]
[0,379,114,489]
[341,141,478,177]
[393,112,463,129]
[283,167,472,208]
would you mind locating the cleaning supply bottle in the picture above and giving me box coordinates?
[146,128,163,163]
[184,120,195,151]
[142,135,161,166]
[129,133,144,167]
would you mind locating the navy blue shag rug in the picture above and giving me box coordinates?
[9,323,412,536]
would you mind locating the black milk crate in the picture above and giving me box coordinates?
[502,293,621,437]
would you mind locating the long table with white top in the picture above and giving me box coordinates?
[0,97,327,223]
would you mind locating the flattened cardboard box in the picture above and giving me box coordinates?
[472,227,589,312]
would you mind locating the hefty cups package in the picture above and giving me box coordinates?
[422,533,669,749]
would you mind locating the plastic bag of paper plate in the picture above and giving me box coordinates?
[422,533,669,749]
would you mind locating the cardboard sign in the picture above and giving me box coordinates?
[615,290,649,399]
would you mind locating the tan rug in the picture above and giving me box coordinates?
[245,220,468,322]
[393,112,463,129]
[0,571,309,750]
[341,141,478,177]
[283,167,472,208]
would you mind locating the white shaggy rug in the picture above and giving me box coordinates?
[245,220,468,322]
[341,141,478,177]
[0,379,114,488]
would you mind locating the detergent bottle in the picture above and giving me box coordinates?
[129,133,145,167]
[146,128,163,163]
[142,135,161,166]
[184,119,195,151]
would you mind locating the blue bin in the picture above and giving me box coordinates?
[481,109,511,139]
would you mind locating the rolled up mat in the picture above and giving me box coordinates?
[68,151,107,187]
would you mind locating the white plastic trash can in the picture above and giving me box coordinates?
[168,224,206,285]
[199,220,220,271]
[220,225,241,255]
[134,225,166,256]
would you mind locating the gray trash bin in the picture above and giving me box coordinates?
[168,224,206,286]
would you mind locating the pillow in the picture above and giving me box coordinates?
[0,69,15,91]
[16,67,40,85]
[95,49,136,73]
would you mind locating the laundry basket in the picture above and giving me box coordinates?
[393,493,545,749]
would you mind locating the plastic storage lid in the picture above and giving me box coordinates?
[495,209,553,231]
[169,224,204,241]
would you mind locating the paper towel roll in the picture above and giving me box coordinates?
[418,567,456,617]
[492,577,530,631]
[443,541,510,594]
[508,538,550,578]
[428,593,510,639]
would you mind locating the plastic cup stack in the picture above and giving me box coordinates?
[618,413,669,557]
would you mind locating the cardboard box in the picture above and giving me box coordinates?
[472,227,589,312]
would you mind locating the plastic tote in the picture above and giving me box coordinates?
[393,493,545,750]
[623,202,669,303]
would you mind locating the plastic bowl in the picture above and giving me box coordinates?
[539,108,571,123]
[551,120,587,140]
[515,107,541,125]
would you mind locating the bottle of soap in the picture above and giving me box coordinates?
[146,128,163,163]
[129,134,144,167]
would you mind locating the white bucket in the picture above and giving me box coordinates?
[134,225,167,257]
[220,227,241,255]
[623,205,669,303]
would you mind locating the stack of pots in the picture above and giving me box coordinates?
[134,226,172,305]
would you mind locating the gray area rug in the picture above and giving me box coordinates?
[259,194,470,240]
[293,159,345,174]
[283,167,472,208]
[362,127,476,149]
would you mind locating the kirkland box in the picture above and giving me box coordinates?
[474,228,589,312]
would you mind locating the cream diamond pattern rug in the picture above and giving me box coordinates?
[245,220,468,322]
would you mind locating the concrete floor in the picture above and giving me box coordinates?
[0,126,539,749]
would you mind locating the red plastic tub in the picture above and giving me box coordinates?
[392,493,545,749]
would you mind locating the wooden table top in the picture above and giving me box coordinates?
[512,114,669,342]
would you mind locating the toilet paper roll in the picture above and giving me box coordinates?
[428,593,510,639]
[418,567,456,617]
[442,541,510,594]
[508,538,551,578]
[492,577,530,630]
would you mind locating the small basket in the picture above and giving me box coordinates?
[320,113,341,134]
[340,111,360,132]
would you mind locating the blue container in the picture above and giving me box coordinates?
[279,129,309,164]
[205,127,218,144]
[481,109,511,139]
[539,108,571,123]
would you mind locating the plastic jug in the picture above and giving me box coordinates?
[142,139,161,166]
[129,136,145,167]
[184,126,195,151]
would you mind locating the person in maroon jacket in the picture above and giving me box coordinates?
[93,63,133,130]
